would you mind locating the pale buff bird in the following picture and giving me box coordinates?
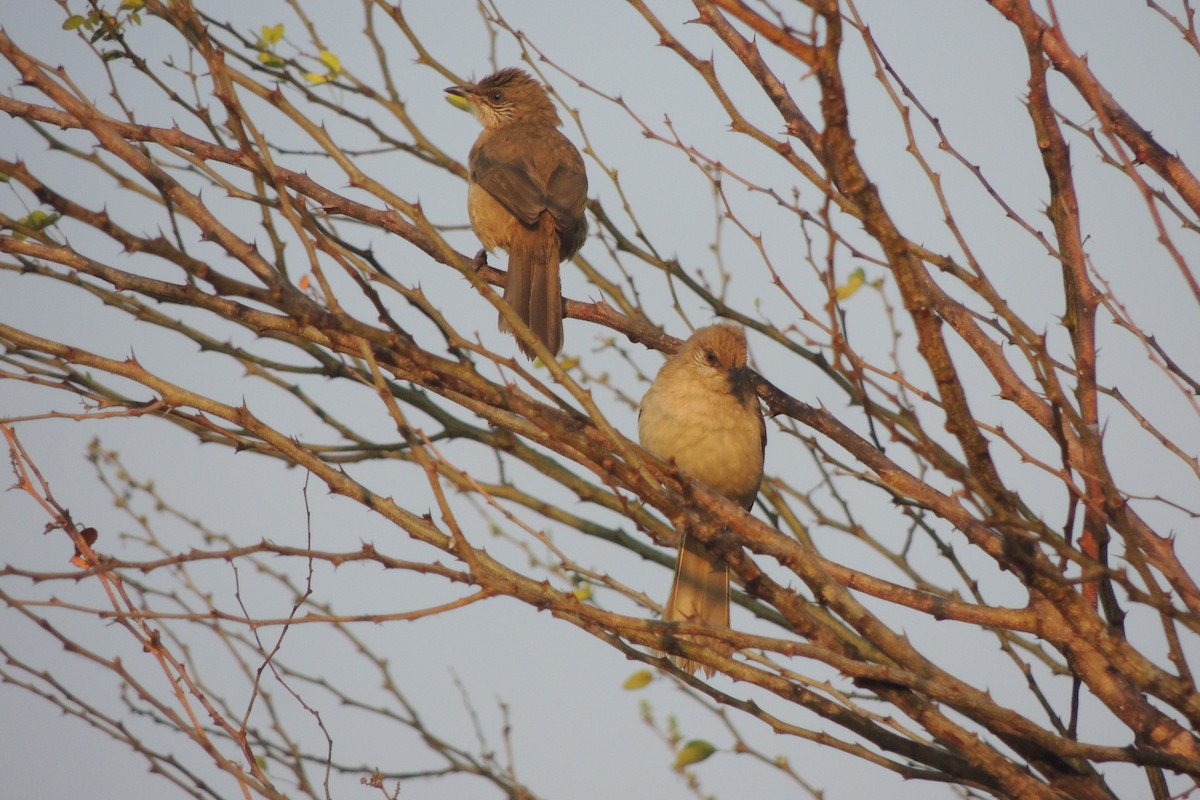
[639,324,765,675]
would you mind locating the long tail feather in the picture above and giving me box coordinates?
[663,534,730,676]
[501,214,562,357]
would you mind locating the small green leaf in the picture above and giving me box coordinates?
[119,0,145,10]
[22,210,60,230]
[257,52,284,69]
[63,15,88,30]
[622,670,653,690]
[673,739,716,771]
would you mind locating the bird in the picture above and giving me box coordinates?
[445,68,588,358]
[638,324,766,676]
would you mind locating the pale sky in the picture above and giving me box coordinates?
[2,2,1197,799]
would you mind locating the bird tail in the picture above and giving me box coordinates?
[501,213,562,357]
[663,533,731,677]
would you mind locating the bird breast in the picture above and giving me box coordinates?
[639,379,763,508]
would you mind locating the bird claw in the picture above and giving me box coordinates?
[471,249,489,271]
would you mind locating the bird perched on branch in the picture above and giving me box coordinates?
[638,324,766,676]
[446,68,588,358]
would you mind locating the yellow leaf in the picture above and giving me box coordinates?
[318,50,341,74]
[119,0,145,10]
[63,15,87,30]
[571,581,593,602]
[305,72,329,85]
[258,52,284,68]
[673,739,716,770]
[622,670,654,690]
[835,267,866,300]
[261,24,284,45]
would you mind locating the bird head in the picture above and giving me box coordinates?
[445,68,561,129]
[681,324,754,398]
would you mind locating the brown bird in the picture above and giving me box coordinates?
[446,68,588,358]
[638,324,766,676]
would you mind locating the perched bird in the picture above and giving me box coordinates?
[638,324,766,675]
[446,68,588,358]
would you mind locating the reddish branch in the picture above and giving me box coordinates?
[989,0,1200,224]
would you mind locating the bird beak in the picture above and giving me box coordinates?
[445,84,476,112]
[729,366,754,397]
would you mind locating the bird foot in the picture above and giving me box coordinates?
[471,249,489,271]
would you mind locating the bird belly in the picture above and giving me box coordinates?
[467,183,518,252]
[640,395,763,507]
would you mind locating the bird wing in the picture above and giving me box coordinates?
[470,127,586,229]
[545,153,588,230]
[470,130,554,225]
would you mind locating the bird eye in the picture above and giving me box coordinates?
[703,349,719,366]
[489,91,503,102]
